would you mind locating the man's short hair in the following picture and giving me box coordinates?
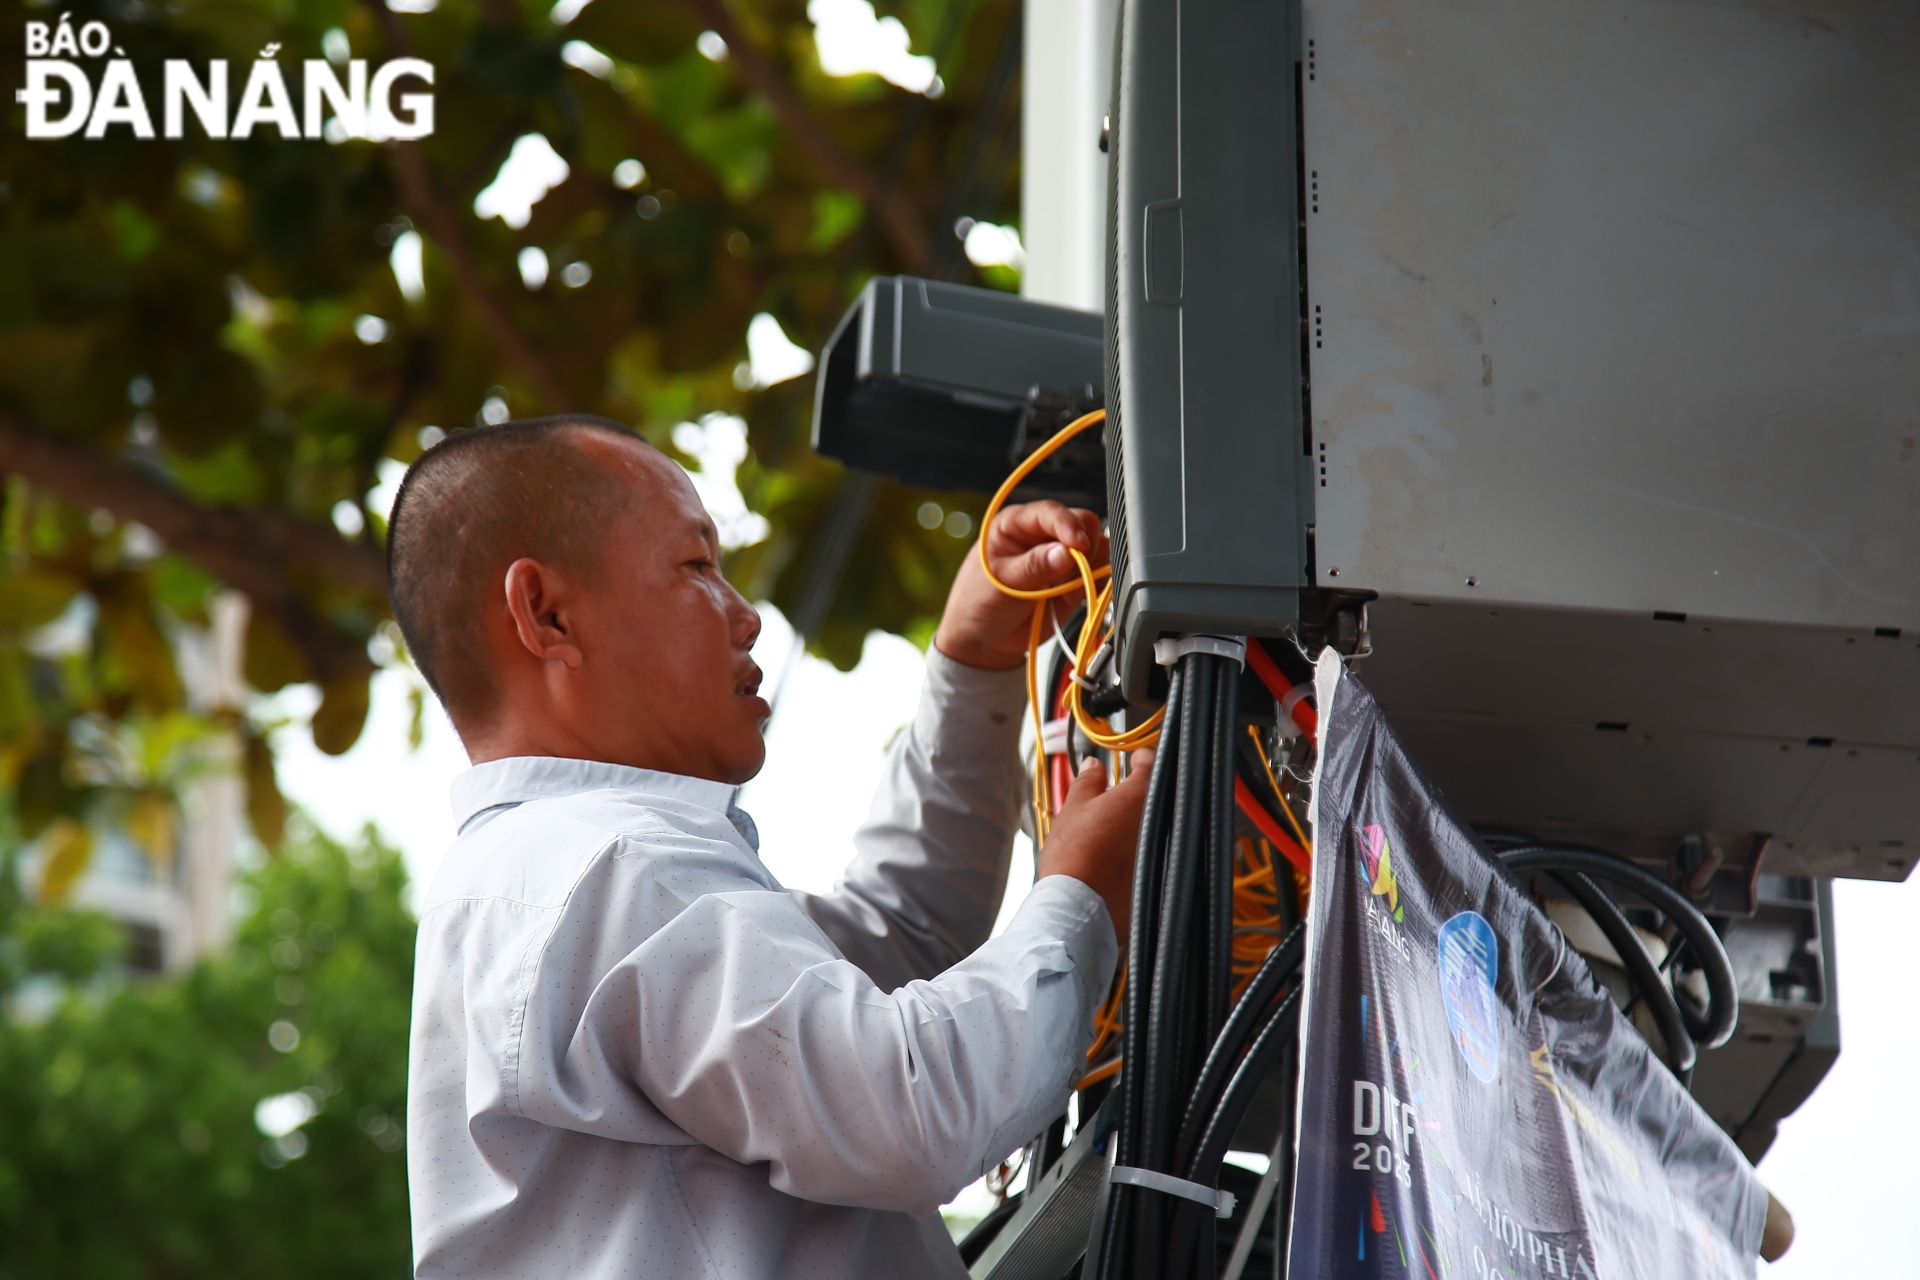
[386,413,649,726]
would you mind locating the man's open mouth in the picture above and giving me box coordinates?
[736,669,763,698]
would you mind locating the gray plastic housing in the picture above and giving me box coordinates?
[811,276,1103,505]
[1104,0,1314,703]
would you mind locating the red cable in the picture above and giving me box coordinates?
[1248,640,1317,739]
[1234,777,1312,875]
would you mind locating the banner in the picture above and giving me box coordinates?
[1286,654,1766,1279]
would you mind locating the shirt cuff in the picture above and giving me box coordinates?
[915,641,1031,757]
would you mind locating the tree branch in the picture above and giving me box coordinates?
[367,0,572,411]
[0,408,378,686]
[384,141,571,411]
[681,0,933,272]
[613,94,726,204]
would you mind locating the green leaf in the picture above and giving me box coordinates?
[148,555,220,625]
[36,819,93,905]
[406,683,425,752]
[0,569,78,631]
[14,744,73,841]
[0,649,37,744]
[124,791,176,873]
[244,612,309,694]
[244,731,288,851]
[808,190,865,253]
[566,4,709,66]
[17,903,124,982]
[107,200,164,264]
[311,673,370,757]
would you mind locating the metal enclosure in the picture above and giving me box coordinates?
[1103,0,1314,703]
[1301,0,1920,880]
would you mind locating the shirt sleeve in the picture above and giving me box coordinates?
[797,644,1034,991]
[513,830,1118,1218]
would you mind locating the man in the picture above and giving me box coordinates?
[393,414,1148,1278]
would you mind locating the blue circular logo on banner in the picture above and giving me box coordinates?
[1437,910,1502,1084]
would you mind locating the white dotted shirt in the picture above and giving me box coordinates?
[406,648,1118,1278]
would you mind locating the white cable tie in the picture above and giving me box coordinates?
[1279,685,1313,718]
[1108,1165,1237,1219]
[1153,633,1247,669]
[1040,716,1071,757]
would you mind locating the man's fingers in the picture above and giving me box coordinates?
[990,499,1093,554]
[983,503,1110,590]
[1077,510,1109,563]
[998,543,1069,588]
[1123,748,1156,794]
[1064,755,1109,802]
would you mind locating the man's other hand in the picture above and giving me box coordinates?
[1036,748,1154,942]
[934,500,1108,672]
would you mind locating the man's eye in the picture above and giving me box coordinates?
[688,559,714,571]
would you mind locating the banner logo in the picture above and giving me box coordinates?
[1357,823,1405,924]
[1438,910,1502,1083]
[17,13,435,140]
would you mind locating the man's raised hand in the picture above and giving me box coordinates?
[933,499,1109,672]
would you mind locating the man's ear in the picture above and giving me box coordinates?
[500,557,586,669]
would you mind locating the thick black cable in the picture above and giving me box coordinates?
[1544,869,1696,1080]
[1171,924,1306,1176]
[1100,663,1184,1278]
[1176,657,1226,1103]
[1135,655,1214,1266]
[1205,661,1240,1036]
[1188,987,1306,1180]
[1163,937,1306,1277]
[1118,666,1182,1159]
[1161,988,1307,1275]
[1500,845,1738,1049]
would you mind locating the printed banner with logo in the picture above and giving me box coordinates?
[1285,655,1767,1279]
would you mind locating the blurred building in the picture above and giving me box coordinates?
[22,592,248,976]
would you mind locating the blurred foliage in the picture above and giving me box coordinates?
[0,817,415,1278]
[0,0,1019,872]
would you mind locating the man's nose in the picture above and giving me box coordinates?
[729,583,761,649]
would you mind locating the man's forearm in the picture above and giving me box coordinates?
[797,644,1031,989]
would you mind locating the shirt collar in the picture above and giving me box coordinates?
[449,755,758,850]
